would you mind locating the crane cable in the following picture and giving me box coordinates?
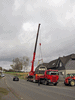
[37,28,43,65]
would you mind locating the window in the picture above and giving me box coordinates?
[56,60,59,67]
[56,64,58,67]
[39,66,46,70]
[59,62,62,67]
[62,72,64,75]
[66,74,70,77]
[52,63,55,65]
[72,74,75,76]
[46,71,59,75]
[66,73,75,77]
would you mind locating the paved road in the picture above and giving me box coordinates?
[5,74,75,100]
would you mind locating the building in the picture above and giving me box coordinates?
[35,54,75,80]
[35,63,48,74]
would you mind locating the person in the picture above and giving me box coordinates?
[38,77,40,86]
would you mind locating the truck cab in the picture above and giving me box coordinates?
[43,69,59,85]
[44,70,59,82]
[34,69,59,86]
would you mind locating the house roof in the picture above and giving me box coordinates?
[59,54,75,65]
[47,59,58,68]
[59,55,71,65]
[46,54,75,69]
[36,54,75,70]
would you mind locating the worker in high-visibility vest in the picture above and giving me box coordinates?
[36,74,37,77]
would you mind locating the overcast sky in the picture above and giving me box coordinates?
[0,0,75,70]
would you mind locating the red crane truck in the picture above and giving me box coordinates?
[27,24,59,86]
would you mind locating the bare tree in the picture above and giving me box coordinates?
[0,67,2,70]
[22,56,29,72]
[11,57,23,71]
[11,56,29,72]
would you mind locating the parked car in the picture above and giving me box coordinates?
[64,73,75,86]
[0,74,5,77]
[13,76,19,81]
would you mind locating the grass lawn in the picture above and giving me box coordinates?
[0,87,9,99]
[5,72,29,80]
[4,72,44,80]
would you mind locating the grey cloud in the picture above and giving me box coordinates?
[0,0,75,69]
[70,0,75,3]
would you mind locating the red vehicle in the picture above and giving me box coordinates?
[64,73,75,86]
[29,69,59,86]
[27,24,59,86]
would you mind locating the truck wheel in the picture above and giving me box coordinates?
[64,83,68,86]
[70,80,75,86]
[53,83,57,86]
[18,78,19,81]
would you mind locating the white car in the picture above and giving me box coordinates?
[0,74,5,77]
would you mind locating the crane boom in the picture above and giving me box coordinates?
[29,24,41,76]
